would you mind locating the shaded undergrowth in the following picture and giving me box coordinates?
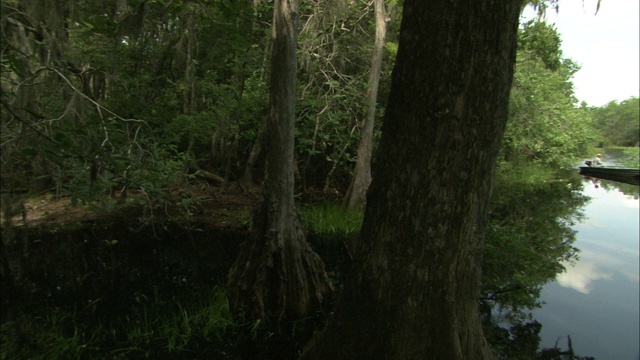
[0,204,353,360]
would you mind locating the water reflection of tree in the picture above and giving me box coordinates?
[481,172,590,358]
[588,177,639,198]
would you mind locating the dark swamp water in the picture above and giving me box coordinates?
[1,164,637,359]
[0,205,351,359]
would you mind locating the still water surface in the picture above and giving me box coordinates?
[533,180,640,359]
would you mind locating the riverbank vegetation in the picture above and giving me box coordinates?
[1,1,637,359]
[591,98,640,147]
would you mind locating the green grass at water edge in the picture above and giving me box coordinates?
[118,287,236,357]
[605,146,640,167]
[0,305,119,360]
[299,203,363,236]
[496,162,560,187]
[1,287,238,360]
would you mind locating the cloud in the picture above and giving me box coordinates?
[557,261,612,294]
[621,271,640,283]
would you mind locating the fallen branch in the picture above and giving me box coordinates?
[194,168,226,186]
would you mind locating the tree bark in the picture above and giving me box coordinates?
[342,0,387,211]
[303,0,521,359]
[241,132,262,187]
[226,0,332,326]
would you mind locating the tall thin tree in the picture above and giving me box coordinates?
[226,0,333,326]
[342,0,388,211]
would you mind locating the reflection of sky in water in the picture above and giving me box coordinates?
[533,183,639,360]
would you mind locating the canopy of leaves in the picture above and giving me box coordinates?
[0,0,273,210]
[502,20,593,168]
[1,0,394,205]
[590,97,640,147]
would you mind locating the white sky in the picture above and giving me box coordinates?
[522,0,640,107]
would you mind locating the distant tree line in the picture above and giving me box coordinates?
[590,97,639,147]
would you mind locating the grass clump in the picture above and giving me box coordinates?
[118,286,236,358]
[605,146,640,167]
[1,307,105,360]
[299,203,363,236]
[1,287,238,359]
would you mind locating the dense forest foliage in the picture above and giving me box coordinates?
[1,0,637,359]
[2,0,619,205]
[590,97,640,147]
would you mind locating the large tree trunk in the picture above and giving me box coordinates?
[303,0,521,359]
[226,0,332,326]
[342,0,388,211]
